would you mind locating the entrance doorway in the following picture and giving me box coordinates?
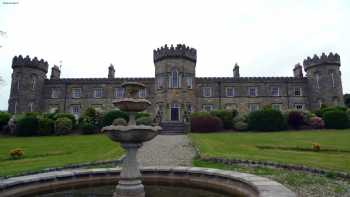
[170,103,180,121]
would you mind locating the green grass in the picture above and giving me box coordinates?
[190,130,350,172]
[0,134,124,177]
[193,159,350,196]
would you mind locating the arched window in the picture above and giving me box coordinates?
[31,74,37,90]
[171,69,179,88]
[315,73,320,89]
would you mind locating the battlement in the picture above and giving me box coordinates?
[303,52,340,70]
[153,44,197,63]
[12,55,49,73]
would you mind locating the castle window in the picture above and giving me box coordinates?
[157,78,164,89]
[272,103,282,111]
[72,88,82,98]
[186,77,193,89]
[294,87,302,96]
[115,87,124,98]
[93,88,103,98]
[271,87,280,96]
[331,72,335,88]
[31,77,36,90]
[225,87,235,97]
[138,88,147,98]
[51,88,59,98]
[170,69,179,88]
[294,103,304,110]
[17,79,20,90]
[248,87,258,97]
[29,102,33,112]
[248,103,259,112]
[315,73,320,89]
[14,102,18,114]
[49,105,59,113]
[203,87,212,97]
[202,104,214,112]
[71,105,81,118]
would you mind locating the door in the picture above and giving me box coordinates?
[171,107,179,121]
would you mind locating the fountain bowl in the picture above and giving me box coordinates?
[102,125,161,143]
[112,98,151,112]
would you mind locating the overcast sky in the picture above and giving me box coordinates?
[0,0,349,110]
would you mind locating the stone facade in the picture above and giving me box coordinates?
[8,44,344,121]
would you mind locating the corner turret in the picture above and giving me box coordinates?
[303,52,344,110]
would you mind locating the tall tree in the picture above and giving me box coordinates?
[344,94,350,108]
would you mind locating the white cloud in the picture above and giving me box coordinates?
[0,0,349,110]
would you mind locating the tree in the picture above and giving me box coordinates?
[344,94,350,108]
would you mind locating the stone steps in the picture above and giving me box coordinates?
[160,122,187,135]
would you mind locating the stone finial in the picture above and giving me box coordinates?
[293,63,303,78]
[153,44,197,63]
[108,64,115,78]
[50,65,61,79]
[233,63,240,78]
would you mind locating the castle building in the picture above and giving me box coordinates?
[8,44,344,122]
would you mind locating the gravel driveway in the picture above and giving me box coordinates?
[137,135,196,167]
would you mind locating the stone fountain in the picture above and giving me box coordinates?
[102,82,161,197]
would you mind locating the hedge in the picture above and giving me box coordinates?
[248,109,286,131]
[323,110,349,129]
[191,113,223,132]
[102,110,128,126]
[210,110,237,129]
[15,115,39,136]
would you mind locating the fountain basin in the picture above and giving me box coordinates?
[102,125,161,143]
[113,98,151,112]
[0,167,296,197]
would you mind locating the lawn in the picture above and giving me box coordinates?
[0,134,124,177]
[190,130,350,172]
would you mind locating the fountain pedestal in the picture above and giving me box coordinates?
[114,143,144,197]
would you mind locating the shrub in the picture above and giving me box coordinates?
[308,117,325,129]
[9,148,24,160]
[54,113,76,128]
[210,110,237,129]
[316,106,347,118]
[82,107,103,129]
[323,110,349,129]
[234,121,248,131]
[136,116,152,125]
[191,114,223,132]
[38,117,55,135]
[287,111,305,130]
[79,120,96,134]
[15,115,39,136]
[102,110,128,126]
[247,109,286,131]
[0,112,11,130]
[55,117,73,135]
[113,118,128,126]
[191,112,211,118]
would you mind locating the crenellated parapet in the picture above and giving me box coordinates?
[12,55,49,73]
[153,44,197,63]
[303,52,340,71]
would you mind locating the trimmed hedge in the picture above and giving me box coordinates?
[287,111,305,130]
[210,110,237,129]
[38,117,55,135]
[191,113,223,132]
[55,117,73,135]
[323,110,349,129]
[102,110,128,126]
[248,109,286,131]
[54,113,77,128]
[15,115,39,136]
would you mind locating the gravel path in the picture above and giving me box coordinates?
[137,135,196,167]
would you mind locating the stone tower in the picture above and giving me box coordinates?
[303,52,344,110]
[153,44,197,121]
[8,55,48,113]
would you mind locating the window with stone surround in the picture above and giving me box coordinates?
[202,87,212,97]
[31,75,36,90]
[115,87,124,98]
[272,103,282,111]
[248,87,258,97]
[202,104,214,112]
[225,103,237,110]
[138,88,147,98]
[315,73,320,89]
[157,77,164,89]
[28,102,34,112]
[271,87,280,96]
[294,87,302,96]
[170,69,179,88]
[186,77,193,89]
[51,88,59,98]
[225,87,235,97]
[72,88,82,98]
[248,103,259,112]
[71,104,81,118]
[93,88,103,98]
[294,103,304,110]
[49,105,59,113]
